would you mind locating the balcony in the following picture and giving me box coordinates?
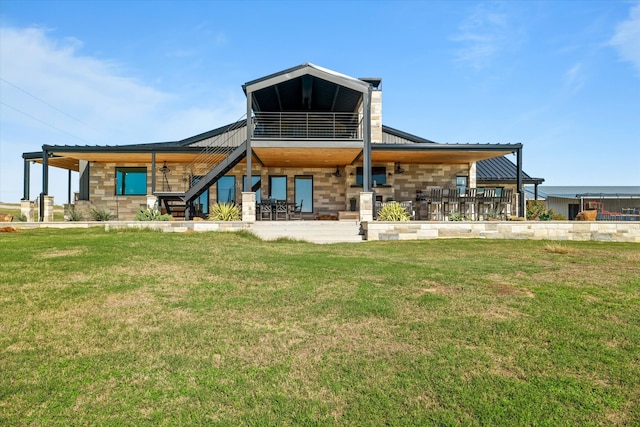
[252,112,362,140]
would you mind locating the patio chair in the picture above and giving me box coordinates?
[461,188,477,220]
[259,199,273,220]
[428,187,443,220]
[275,200,289,220]
[399,201,415,220]
[444,188,460,220]
[497,188,513,219]
[290,200,303,220]
[478,188,497,220]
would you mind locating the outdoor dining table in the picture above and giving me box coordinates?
[256,199,297,220]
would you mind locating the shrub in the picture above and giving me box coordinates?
[134,208,172,221]
[15,213,27,222]
[89,207,115,221]
[209,203,241,221]
[526,202,567,221]
[377,202,410,221]
[448,212,471,221]
[526,201,547,220]
[66,207,83,221]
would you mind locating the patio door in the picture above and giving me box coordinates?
[294,176,313,213]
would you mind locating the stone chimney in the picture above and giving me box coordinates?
[360,78,382,143]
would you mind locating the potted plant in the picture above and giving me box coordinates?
[349,196,357,211]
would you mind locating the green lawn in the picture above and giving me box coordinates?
[1,228,638,426]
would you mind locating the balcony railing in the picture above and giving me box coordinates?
[252,112,362,140]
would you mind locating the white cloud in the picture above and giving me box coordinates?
[564,63,587,95]
[0,25,244,202]
[609,2,640,76]
[451,2,522,70]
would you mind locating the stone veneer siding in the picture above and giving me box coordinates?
[363,221,640,243]
[83,161,471,220]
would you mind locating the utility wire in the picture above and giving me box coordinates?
[0,76,92,128]
[0,101,89,143]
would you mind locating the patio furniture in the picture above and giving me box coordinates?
[290,200,303,220]
[497,188,513,219]
[444,188,460,220]
[273,200,289,220]
[428,187,443,220]
[461,188,477,220]
[258,199,274,220]
[478,188,497,220]
[399,201,415,219]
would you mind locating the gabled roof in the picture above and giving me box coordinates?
[476,156,544,184]
[242,63,369,114]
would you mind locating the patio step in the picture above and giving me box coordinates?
[251,220,364,244]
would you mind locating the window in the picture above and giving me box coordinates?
[294,176,313,213]
[116,167,146,195]
[244,175,261,200]
[269,176,287,200]
[192,176,210,214]
[456,176,468,195]
[217,176,236,203]
[356,166,386,186]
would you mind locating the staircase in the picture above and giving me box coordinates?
[156,119,247,219]
[251,220,364,244]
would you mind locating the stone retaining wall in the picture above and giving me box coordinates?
[363,221,640,243]
[3,220,639,243]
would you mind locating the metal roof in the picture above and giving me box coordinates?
[243,63,369,114]
[536,186,640,199]
[476,156,544,184]
[381,125,438,144]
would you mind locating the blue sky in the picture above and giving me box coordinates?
[1,0,638,203]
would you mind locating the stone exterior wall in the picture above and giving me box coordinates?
[81,161,471,220]
[371,90,382,143]
[363,221,640,243]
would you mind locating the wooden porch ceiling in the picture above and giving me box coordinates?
[39,146,512,171]
[371,149,514,164]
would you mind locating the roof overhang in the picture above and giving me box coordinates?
[25,142,520,171]
[371,143,521,164]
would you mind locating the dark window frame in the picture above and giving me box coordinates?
[268,175,288,200]
[217,175,236,204]
[294,175,313,213]
[356,166,387,186]
[115,167,147,196]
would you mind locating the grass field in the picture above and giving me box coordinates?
[1,228,638,425]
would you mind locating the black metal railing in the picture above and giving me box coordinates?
[252,112,362,140]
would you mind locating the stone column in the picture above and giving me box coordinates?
[359,192,374,222]
[468,162,477,189]
[242,192,256,222]
[21,200,36,222]
[43,195,55,222]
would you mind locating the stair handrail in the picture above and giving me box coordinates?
[184,113,248,189]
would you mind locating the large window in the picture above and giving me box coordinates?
[116,167,146,195]
[356,166,387,186]
[294,176,313,213]
[244,175,261,201]
[269,176,287,200]
[217,176,236,203]
[456,176,468,195]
